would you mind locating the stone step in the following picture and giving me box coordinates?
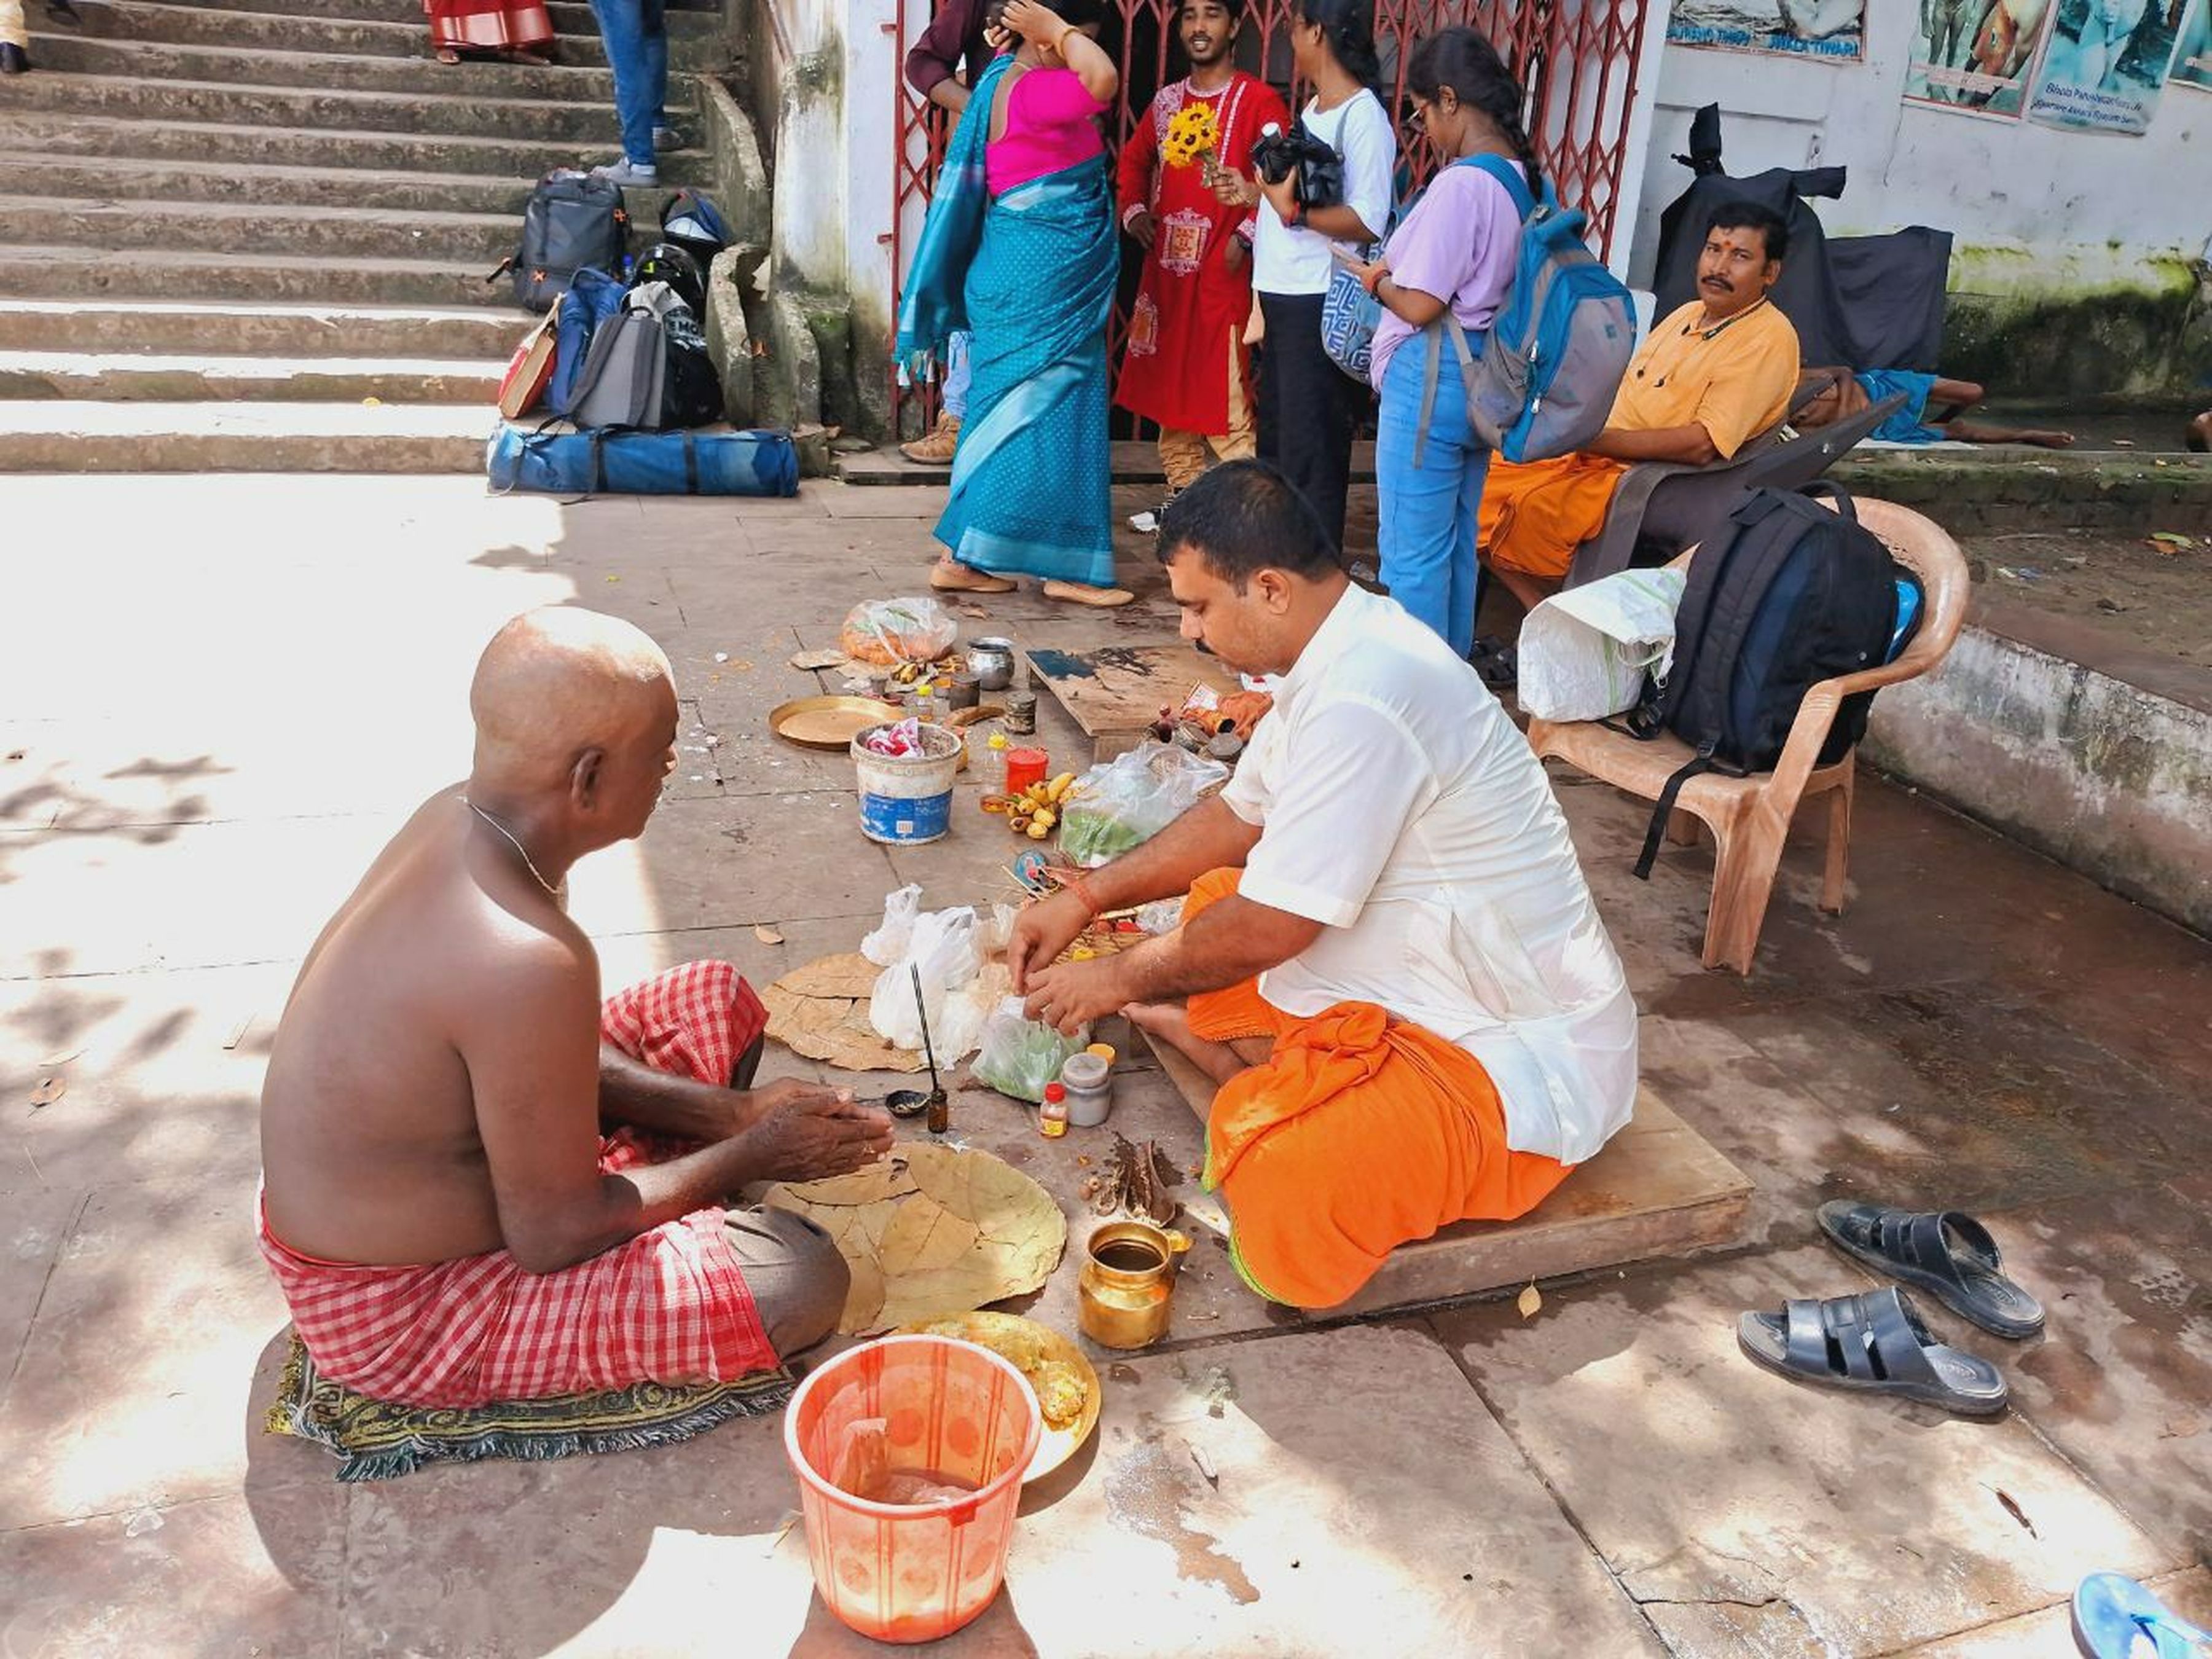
[44,0,723,69]
[0,154,703,219]
[0,297,525,359]
[30,31,629,100]
[0,109,707,179]
[14,194,520,265]
[154,0,719,33]
[0,348,505,403]
[0,245,528,310]
[0,66,691,142]
[0,399,491,471]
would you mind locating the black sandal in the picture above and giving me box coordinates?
[1468,633,1517,691]
[1817,1202,2045,1339]
[1737,1286,2008,1416]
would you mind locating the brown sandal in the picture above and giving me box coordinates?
[929,560,1016,595]
[1041,579,1135,608]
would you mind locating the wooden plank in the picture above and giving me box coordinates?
[1026,645,1242,760]
[1143,1034,1752,1314]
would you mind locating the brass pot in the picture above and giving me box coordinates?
[1077,1220,1191,1351]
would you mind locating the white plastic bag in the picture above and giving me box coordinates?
[1059,741,1230,868]
[1516,567,1688,723]
[970,995,1091,1103]
[868,905,981,1053]
[860,884,924,966]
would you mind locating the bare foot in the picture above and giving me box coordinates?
[929,558,1016,594]
[434,45,460,63]
[501,46,551,65]
[2017,430,2074,449]
[1124,1001,1249,1089]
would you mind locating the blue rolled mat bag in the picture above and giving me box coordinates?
[487,424,800,498]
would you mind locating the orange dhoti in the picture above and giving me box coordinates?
[1474,452,1628,580]
[1181,869,1573,1309]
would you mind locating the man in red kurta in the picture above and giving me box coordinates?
[1116,0,1288,499]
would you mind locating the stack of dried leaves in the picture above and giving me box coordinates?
[1079,1133,1182,1227]
[759,953,921,1073]
[764,1142,1067,1335]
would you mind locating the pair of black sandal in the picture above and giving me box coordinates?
[1738,1204,2046,1418]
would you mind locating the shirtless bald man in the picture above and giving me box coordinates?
[259,608,891,1408]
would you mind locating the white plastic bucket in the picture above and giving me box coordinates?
[852,723,962,845]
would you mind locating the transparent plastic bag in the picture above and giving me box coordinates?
[838,597,959,667]
[860,884,924,966]
[970,995,1091,1104]
[1059,742,1230,868]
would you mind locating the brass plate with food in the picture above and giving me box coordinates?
[896,1311,1101,1482]
[768,696,903,750]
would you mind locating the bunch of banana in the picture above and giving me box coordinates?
[981,772,1079,841]
[887,655,962,688]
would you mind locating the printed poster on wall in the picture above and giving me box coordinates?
[2028,0,2186,130]
[2167,0,2212,89]
[1666,0,1866,61]
[1903,0,2058,115]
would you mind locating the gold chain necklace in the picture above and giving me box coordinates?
[460,796,559,898]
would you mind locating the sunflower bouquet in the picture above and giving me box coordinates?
[1161,101,1219,169]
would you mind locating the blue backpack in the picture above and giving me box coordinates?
[1447,155,1637,463]
[546,266,630,418]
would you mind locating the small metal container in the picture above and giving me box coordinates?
[967,637,1017,691]
[1078,1220,1191,1350]
[945,670,982,712]
[1002,690,1038,735]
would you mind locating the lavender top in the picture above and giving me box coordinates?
[1368,159,1526,390]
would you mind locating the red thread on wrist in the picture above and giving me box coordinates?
[1064,873,1105,918]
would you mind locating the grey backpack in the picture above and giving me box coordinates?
[1441,156,1637,464]
[570,301,666,429]
[501,170,630,312]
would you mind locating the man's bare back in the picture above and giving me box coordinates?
[261,608,893,1280]
[262,789,581,1265]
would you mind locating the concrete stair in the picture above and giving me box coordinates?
[0,0,729,473]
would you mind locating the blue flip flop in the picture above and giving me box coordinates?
[2073,1572,2212,1658]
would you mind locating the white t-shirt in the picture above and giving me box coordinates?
[1250,88,1397,297]
[1221,583,1639,1165]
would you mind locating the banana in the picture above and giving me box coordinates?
[1026,821,1052,840]
[1046,772,1076,802]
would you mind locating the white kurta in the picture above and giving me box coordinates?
[1222,583,1639,1164]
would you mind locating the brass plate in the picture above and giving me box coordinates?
[768,696,903,750]
[895,1311,1102,1483]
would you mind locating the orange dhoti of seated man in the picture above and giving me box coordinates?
[1478,202,1803,584]
[1011,461,1639,1309]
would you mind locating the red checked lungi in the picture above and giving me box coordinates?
[257,961,782,1409]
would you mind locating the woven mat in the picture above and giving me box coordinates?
[264,1335,794,1482]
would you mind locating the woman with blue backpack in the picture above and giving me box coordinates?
[1338,28,1536,660]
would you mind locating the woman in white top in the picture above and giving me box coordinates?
[1206,0,1395,556]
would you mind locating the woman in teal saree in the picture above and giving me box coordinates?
[895,0,1131,606]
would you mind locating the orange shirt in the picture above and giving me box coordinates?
[1610,298,1800,458]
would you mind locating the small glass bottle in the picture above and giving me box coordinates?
[1038,1082,1069,1138]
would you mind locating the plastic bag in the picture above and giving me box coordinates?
[839,597,958,667]
[868,906,982,1053]
[860,885,924,966]
[1059,742,1230,868]
[970,996,1091,1104]
[1517,567,1687,723]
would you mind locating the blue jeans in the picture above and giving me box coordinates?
[589,0,669,167]
[1376,334,1489,659]
[942,329,971,421]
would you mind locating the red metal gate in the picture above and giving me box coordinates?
[886,0,1652,435]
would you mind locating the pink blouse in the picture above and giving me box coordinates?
[987,66,1108,194]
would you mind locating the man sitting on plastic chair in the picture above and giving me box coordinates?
[1477,200,1802,606]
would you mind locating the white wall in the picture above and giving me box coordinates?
[1623,22,2212,288]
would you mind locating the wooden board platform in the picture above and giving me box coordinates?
[1026,644,1244,761]
[1143,1035,1752,1316]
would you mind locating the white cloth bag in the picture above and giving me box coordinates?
[1516,567,1689,723]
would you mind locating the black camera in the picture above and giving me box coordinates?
[1249,120,1344,208]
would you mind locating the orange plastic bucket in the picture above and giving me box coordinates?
[784,1335,1042,1644]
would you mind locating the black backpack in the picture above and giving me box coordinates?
[1625,483,1912,879]
[497,170,630,312]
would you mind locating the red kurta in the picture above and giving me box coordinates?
[1115,71,1289,434]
